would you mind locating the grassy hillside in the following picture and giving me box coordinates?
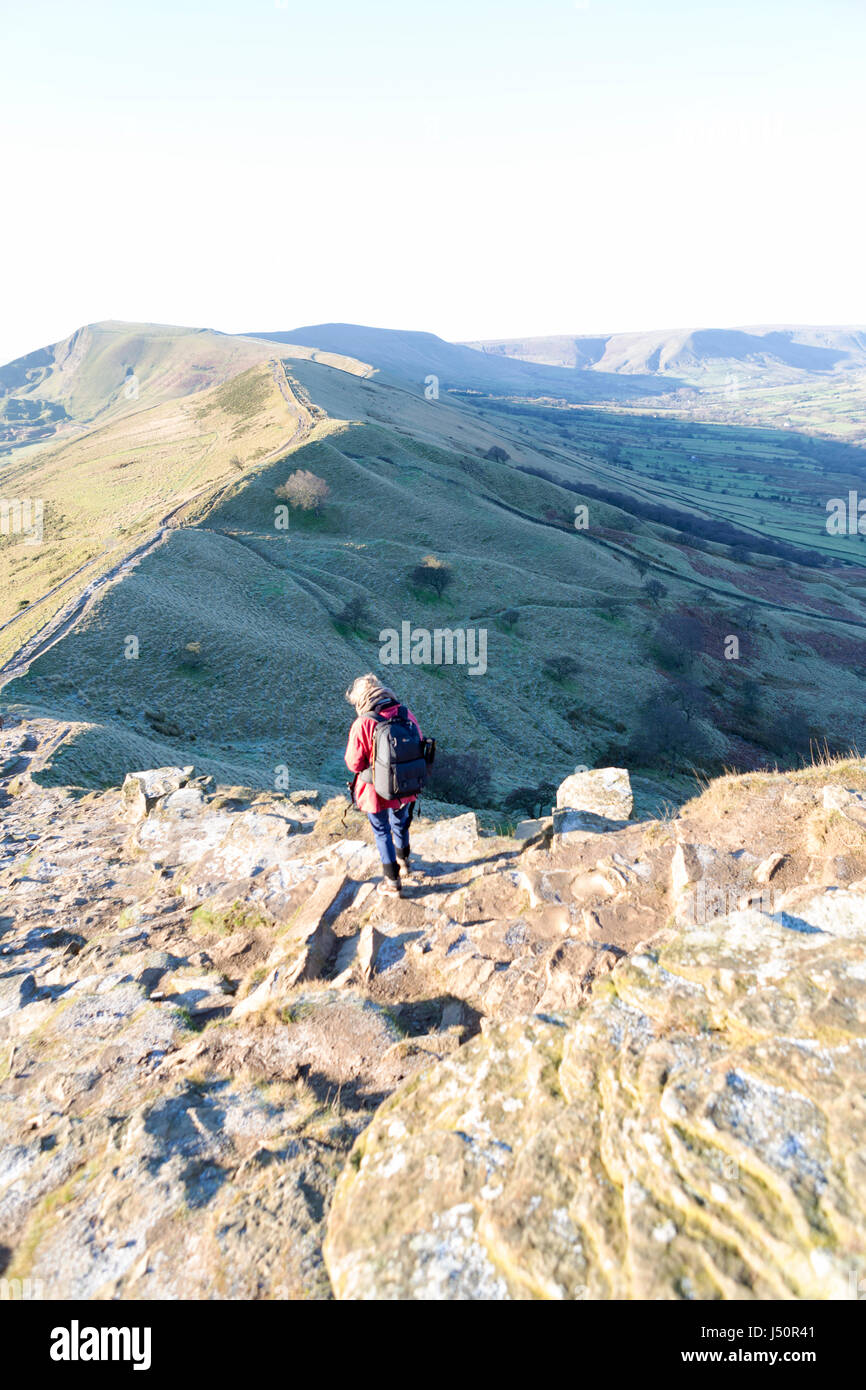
[4,326,866,815]
[0,321,283,456]
[0,357,304,662]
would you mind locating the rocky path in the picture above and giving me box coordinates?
[1,720,865,1298]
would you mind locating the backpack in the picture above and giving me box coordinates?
[358,704,433,800]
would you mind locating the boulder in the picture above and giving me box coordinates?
[555,767,633,821]
[121,766,195,820]
[412,813,479,865]
[512,817,551,841]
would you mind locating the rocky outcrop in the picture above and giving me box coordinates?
[231,874,348,1016]
[553,768,633,845]
[121,765,196,820]
[556,767,633,819]
[3,715,866,1301]
[324,901,866,1300]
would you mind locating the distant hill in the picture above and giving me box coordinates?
[246,322,670,400]
[0,320,277,455]
[464,324,866,381]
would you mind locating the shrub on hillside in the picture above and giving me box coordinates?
[755,707,816,764]
[543,655,580,683]
[334,595,370,635]
[646,615,703,673]
[597,594,625,622]
[502,782,557,818]
[275,469,330,512]
[408,555,453,599]
[429,750,492,807]
[642,578,668,605]
[625,693,712,770]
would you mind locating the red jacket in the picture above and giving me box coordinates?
[344,703,421,814]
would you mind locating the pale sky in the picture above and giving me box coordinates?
[2,0,865,366]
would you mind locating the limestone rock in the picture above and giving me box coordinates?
[232,875,348,1013]
[555,767,633,821]
[120,766,195,820]
[771,885,866,937]
[823,784,866,826]
[324,895,866,1300]
[754,851,788,884]
[412,813,479,865]
[268,874,348,965]
[552,806,622,847]
[514,868,573,910]
[512,817,551,842]
[670,842,703,897]
[357,922,386,982]
[157,968,234,1014]
[231,960,305,1018]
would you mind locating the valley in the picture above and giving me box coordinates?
[1,319,864,817]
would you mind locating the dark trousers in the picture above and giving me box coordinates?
[367,803,413,872]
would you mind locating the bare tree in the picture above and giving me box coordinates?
[409,555,453,598]
[275,469,330,512]
[642,578,668,605]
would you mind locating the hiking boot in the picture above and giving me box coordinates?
[377,876,402,898]
[397,857,422,886]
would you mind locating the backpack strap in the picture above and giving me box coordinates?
[356,707,387,785]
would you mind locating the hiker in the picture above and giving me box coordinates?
[344,673,431,897]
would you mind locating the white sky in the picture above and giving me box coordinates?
[2,0,865,366]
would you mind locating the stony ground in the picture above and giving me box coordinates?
[2,715,865,1299]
